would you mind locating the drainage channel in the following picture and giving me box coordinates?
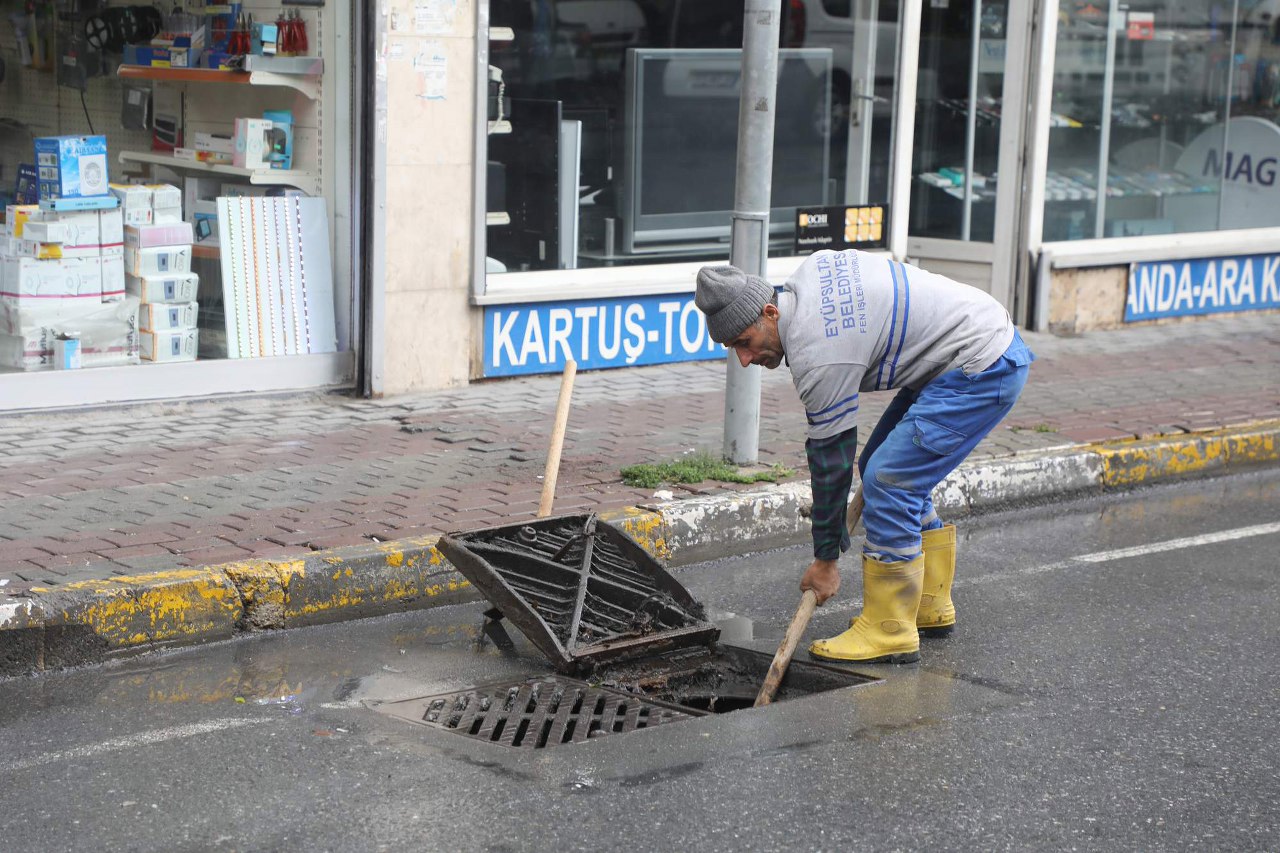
[373,514,880,750]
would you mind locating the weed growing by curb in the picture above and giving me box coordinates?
[621,452,793,488]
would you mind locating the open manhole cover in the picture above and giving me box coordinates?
[377,677,701,750]
[375,513,881,750]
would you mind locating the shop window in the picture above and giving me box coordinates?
[482,0,901,277]
[1045,2,1280,241]
[908,2,1009,243]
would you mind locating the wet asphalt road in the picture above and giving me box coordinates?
[1,469,1277,852]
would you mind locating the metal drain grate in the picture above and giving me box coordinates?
[374,677,703,749]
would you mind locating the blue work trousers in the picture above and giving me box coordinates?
[858,331,1034,561]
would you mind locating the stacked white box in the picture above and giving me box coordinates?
[125,191,198,363]
[0,202,140,370]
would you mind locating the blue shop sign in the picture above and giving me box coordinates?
[1126,254,1280,322]
[484,293,724,377]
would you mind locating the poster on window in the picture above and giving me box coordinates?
[1126,254,1280,322]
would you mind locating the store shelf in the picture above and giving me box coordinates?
[486,212,510,226]
[116,64,322,100]
[118,151,321,196]
[193,244,221,260]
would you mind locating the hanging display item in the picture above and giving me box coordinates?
[216,196,335,359]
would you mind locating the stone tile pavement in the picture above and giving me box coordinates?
[1,313,1277,592]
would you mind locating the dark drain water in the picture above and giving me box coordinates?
[373,644,879,750]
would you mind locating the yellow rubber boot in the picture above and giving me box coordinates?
[918,525,957,635]
[809,554,923,664]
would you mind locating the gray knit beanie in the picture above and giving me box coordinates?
[695,265,774,344]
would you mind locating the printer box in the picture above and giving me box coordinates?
[139,300,198,332]
[34,135,110,200]
[141,328,198,362]
[125,272,199,303]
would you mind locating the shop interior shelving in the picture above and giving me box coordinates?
[114,150,321,196]
[116,64,322,101]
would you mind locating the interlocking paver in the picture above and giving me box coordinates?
[1,314,1277,585]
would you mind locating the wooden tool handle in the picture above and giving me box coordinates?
[754,589,818,707]
[537,361,577,518]
[846,483,865,537]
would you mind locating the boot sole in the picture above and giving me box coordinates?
[919,623,955,637]
[809,648,920,665]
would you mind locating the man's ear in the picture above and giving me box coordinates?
[762,303,780,321]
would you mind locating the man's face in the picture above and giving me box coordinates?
[727,304,784,369]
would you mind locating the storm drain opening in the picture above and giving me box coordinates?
[375,677,701,749]
[374,513,882,749]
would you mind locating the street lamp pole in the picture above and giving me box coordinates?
[724,0,782,465]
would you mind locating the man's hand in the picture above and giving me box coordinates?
[799,558,840,605]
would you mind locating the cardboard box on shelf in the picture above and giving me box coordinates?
[19,220,68,243]
[192,201,219,246]
[101,254,125,302]
[4,204,39,238]
[34,135,110,199]
[38,195,119,213]
[233,118,272,170]
[1,256,102,299]
[141,328,198,363]
[99,208,124,251]
[108,184,152,226]
[125,245,192,277]
[40,209,99,248]
[125,272,199,303]
[125,221,194,249]
[140,301,198,332]
[146,183,183,224]
[183,177,222,217]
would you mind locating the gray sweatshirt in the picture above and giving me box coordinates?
[777,249,1015,440]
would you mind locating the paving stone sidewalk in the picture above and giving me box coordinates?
[1,313,1277,594]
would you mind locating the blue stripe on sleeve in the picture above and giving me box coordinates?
[875,265,900,390]
[805,393,859,419]
[886,261,911,388]
[807,402,859,427]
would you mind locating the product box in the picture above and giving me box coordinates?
[233,118,272,169]
[123,43,204,69]
[0,296,140,370]
[1,256,102,298]
[47,209,100,247]
[146,183,183,223]
[34,135,110,199]
[14,240,80,260]
[101,254,125,302]
[194,132,235,156]
[18,220,67,243]
[109,183,154,226]
[262,110,293,170]
[139,301,198,332]
[99,207,124,250]
[4,204,39,238]
[141,328,198,362]
[0,292,104,335]
[183,177,222,217]
[125,245,191,277]
[125,272,199,303]
[192,201,219,246]
[125,221,194,249]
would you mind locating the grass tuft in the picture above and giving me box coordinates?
[620,452,793,489]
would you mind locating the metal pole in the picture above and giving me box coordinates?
[1095,0,1119,238]
[962,0,982,241]
[723,0,782,465]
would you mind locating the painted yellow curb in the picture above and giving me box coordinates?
[600,506,670,562]
[32,568,242,650]
[1089,420,1280,489]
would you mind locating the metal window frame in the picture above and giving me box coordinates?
[471,0,921,305]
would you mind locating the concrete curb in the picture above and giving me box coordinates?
[3,420,1277,676]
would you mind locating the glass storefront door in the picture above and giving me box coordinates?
[905,1,1030,306]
